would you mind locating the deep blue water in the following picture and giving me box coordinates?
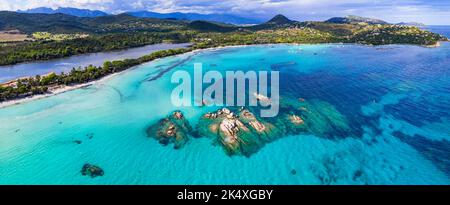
[426,25,450,38]
[0,27,449,185]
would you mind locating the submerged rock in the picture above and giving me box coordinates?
[81,163,104,178]
[146,111,192,149]
[86,133,94,139]
[73,140,82,144]
[291,169,297,175]
[280,97,350,138]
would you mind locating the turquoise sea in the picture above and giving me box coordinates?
[1,30,450,184]
[0,43,190,83]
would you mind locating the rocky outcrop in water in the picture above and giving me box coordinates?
[146,111,193,149]
[280,97,350,138]
[81,163,104,178]
[197,108,286,157]
[146,97,350,156]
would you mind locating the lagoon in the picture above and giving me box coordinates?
[0,42,449,184]
[0,43,191,83]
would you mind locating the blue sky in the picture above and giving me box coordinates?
[1,0,449,25]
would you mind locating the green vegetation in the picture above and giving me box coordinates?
[192,28,336,48]
[0,32,193,65]
[32,32,89,41]
[298,22,447,45]
[348,24,444,45]
[0,12,187,34]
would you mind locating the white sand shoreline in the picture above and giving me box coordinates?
[0,72,121,109]
[0,44,313,109]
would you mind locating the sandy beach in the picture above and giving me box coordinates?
[0,46,200,109]
[0,72,121,109]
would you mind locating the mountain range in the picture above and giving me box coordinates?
[1,10,406,36]
[125,11,261,25]
[0,11,187,33]
[9,6,437,29]
[18,7,108,17]
[325,15,388,25]
[16,7,262,25]
[18,7,421,27]
[397,22,426,27]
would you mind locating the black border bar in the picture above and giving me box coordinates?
[1,185,449,203]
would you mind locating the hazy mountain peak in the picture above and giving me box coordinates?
[267,14,293,24]
[326,15,388,25]
[125,11,261,25]
[397,22,426,27]
[18,7,108,17]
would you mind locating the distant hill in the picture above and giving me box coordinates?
[0,11,186,34]
[18,7,108,17]
[249,14,299,30]
[188,21,237,32]
[185,14,298,32]
[126,11,261,25]
[397,22,426,27]
[326,15,388,25]
[266,14,294,25]
[0,11,91,33]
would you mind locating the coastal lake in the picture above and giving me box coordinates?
[0,43,191,83]
[0,27,449,185]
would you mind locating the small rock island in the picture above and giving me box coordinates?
[81,163,104,178]
[146,96,351,157]
[146,111,193,149]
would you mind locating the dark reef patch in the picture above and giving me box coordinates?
[393,131,450,176]
[384,98,444,127]
[86,133,94,139]
[98,84,124,102]
[291,169,297,175]
[311,157,342,185]
[270,61,297,71]
[81,163,104,178]
[352,169,363,181]
[145,55,195,82]
[279,69,389,138]
[73,140,82,145]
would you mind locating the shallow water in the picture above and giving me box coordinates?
[0,43,191,83]
[0,42,449,184]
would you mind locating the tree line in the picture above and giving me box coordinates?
[0,31,194,66]
[0,48,192,102]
